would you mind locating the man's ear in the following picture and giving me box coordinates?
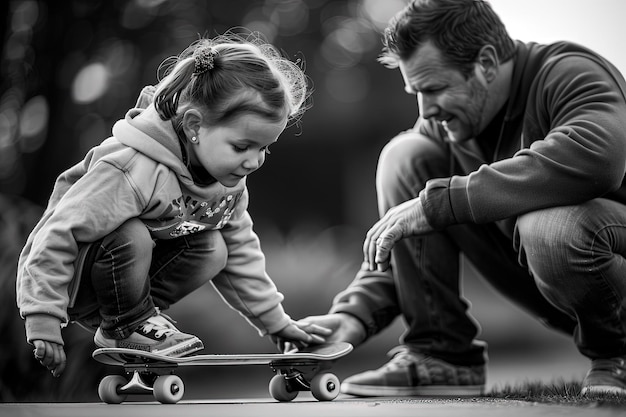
[476,45,498,83]
[181,109,204,140]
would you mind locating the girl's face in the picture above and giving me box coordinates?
[189,113,287,187]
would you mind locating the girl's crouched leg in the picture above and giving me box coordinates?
[68,219,155,335]
[149,229,228,310]
[89,218,156,338]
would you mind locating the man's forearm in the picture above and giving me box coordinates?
[329,262,401,339]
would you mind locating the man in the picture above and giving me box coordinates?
[301,0,626,397]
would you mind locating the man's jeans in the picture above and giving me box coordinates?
[69,218,227,339]
[374,131,626,365]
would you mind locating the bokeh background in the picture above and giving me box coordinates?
[1,0,625,402]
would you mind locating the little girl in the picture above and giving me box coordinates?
[17,31,329,377]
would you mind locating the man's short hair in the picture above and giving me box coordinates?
[380,0,516,77]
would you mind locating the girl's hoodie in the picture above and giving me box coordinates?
[16,92,290,346]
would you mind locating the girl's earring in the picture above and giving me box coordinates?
[190,136,198,144]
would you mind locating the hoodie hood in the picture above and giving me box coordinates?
[112,104,194,184]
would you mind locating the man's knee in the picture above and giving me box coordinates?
[517,207,571,254]
[516,205,594,283]
[376,131,450,197]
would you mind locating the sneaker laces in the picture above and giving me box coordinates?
[385,346,424,370]
[154,307,178,328]
[139,316,179,338]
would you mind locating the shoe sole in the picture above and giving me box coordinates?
[155,338,204,357]
[94,330,204,358]
[581,385,626,396]
[341,382,485,397]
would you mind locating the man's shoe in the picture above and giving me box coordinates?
[94,313,204,357]
[341,346,485,396]
[581,357,626,396]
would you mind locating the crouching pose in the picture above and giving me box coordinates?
[17,30,328,377]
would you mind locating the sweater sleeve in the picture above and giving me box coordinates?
[329,262,401,339]
[17,160,146,344]
[209,188,291,336]
[422,54,626,228]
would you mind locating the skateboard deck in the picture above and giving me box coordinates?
[93,342,353,404]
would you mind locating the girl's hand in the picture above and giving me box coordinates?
[270,320,332,352]
[33,339,66,377]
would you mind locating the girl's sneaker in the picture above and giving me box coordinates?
[94,313,204,357]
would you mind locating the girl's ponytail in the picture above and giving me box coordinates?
[154,56,195,121]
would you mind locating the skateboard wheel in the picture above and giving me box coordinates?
[98,375,128,404]
[310,372,340,401]
[269,374,298,402]
[153,374,185,404]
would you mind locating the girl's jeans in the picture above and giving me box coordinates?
[374,131,626,365]
[68,218,227,339]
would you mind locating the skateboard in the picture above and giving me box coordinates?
[92,342,353,404]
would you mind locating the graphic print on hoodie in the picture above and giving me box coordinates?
[145,193,243,239]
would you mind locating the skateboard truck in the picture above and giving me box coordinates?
[99,366,186,404]
[269,360,340,401]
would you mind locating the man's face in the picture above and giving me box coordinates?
[399,40,489,143]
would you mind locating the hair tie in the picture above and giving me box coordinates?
[193,47,218,75]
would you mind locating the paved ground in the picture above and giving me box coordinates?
[3,396,625,417]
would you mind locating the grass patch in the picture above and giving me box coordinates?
[488,379,626,408]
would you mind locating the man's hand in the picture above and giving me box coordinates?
[33,339,66,377]
[270,319,332,352]
[364,197,433,271]
[293,313,367,347]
